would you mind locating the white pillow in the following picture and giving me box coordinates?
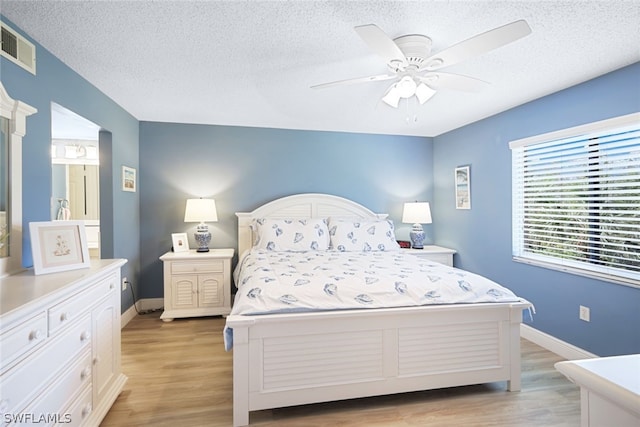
[328,219,400,252]
[252,218,329,251]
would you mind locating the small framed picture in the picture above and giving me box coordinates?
[29,221,91,275]
[455,165,471,210]
[171,233,190,252]
[122,166,136,192]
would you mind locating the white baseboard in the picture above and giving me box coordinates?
[521,324,598,360]
[120,298,165,329]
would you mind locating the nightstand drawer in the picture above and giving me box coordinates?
[171,260,224,274]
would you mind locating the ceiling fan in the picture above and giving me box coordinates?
[311,20,532,108]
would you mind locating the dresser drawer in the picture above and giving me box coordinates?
[57,386,92,427]
[171,260,223,274]
[0,314,91,418]
[0,312,46,372]
[20,349,92,427]
[48,274,116,335]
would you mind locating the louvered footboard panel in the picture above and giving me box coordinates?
[261,330,384,390]
[398,321,501,376]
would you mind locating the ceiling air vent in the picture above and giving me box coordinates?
[1,21,36,75]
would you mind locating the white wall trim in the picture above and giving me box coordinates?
[121,303,138,328]
[120,298,165,329]
[521,324,598,360]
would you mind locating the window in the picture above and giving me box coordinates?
[510,113,640,287]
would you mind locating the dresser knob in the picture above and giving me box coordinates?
[60,312,69,322]
[81,403,92,418]
[80,330,91,342]
[80,367,91,380]
[109,283,115,290]
[29,329,42,341]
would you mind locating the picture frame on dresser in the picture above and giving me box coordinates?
[29,221,90,275]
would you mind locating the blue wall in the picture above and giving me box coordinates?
[433,62,640,357]
[2,15,638,356]
[138,123,433,299]
[0,16,141,311]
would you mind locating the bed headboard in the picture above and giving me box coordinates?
[236,193,387,255]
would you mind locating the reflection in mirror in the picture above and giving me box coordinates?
[0,116,8,257]
[0,82,37,277]
[51,103,101,259]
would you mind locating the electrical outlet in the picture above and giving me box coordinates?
[122,277,128,291]
[579,305,590,322]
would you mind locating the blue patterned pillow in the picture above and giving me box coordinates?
[328,219,400,252]
[253,218,329,251]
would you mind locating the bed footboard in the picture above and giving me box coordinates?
[228,302,529,426]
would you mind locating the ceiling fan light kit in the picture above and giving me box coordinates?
[313,20,532,111]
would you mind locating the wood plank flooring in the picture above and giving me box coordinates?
[101,312,580,426]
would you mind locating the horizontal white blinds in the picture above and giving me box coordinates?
[512,114,640,285]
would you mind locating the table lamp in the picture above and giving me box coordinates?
[184,198,218,252]
[402,202,432,249]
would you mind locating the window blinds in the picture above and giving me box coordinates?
[511,113,640,286]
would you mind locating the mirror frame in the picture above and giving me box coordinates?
[0,82,37,277]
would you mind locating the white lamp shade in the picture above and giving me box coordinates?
[402,202,432,224]
[184,198,218,223]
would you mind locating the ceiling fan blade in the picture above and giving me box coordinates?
[418,72,488,92]
[421,20,532,71]
[354,24,408,68]
[311,73,396,90]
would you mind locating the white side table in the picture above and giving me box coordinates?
[160,248,234,321]
[405,245,456,266]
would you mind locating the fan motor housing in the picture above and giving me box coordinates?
[393,34,432,68]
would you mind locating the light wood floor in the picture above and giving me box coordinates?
[101,312,580,426]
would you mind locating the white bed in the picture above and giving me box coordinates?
[225,193,531,426]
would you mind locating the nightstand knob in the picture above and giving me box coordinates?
[29,329,42,341]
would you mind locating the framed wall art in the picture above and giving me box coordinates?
[171,232,190,252]
[122,165,136,192]
[455,165,471,210]
[29,221,91,275]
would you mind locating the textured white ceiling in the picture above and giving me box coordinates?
[2,0,639,137]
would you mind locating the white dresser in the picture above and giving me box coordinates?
[0,259,127,427]
[556,355,640,427]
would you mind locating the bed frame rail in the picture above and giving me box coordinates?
[228,302,528,426]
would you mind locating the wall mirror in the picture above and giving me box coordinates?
[51,102,101,259]
[0,82,37,277]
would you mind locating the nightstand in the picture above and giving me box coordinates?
[406,245,456,266]
[159,248,234,321]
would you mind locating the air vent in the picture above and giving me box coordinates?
[1,21,36,75]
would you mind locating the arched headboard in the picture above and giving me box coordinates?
[236,193,387,255]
